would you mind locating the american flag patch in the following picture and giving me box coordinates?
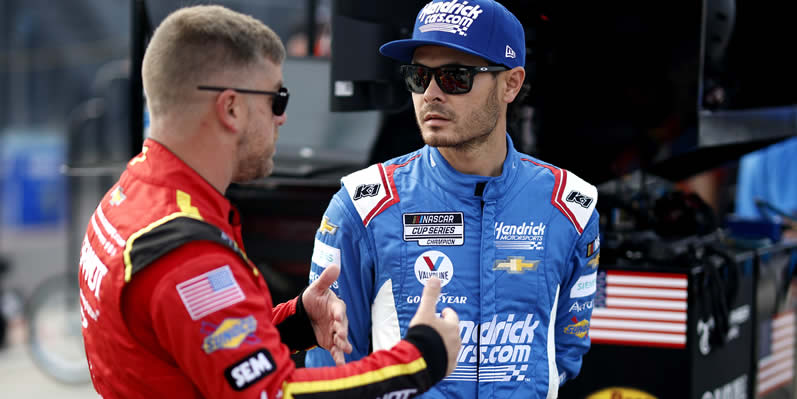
[589,271,688,348]
[177,265,246,320]
[757,310,795,397]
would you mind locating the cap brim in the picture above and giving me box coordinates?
[379,39,492,65]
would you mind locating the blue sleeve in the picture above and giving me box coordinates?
[735,150,766,219]
[305,190,375,367]
[554,210,600,385]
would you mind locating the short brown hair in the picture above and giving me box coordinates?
[142,5,285,116]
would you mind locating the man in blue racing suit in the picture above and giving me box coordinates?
[306,1,600,397]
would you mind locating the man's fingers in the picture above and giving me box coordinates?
[416,277,441,316]
[334,333,353,354]
[441,307,459,324]
[312,264,340,292]
[330,347,345,366]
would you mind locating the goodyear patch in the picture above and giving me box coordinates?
[201,315,258,354]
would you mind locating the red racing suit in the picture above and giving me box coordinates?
[79,139,447,399]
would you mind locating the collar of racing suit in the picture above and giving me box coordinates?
[424,132,521,201]
[134,138,241,233]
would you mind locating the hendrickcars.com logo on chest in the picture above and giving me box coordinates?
[446,313,539,382]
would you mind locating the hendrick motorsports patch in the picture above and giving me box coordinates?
[403,212,464,246]
[224,349,276,391]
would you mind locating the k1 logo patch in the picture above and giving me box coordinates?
[566,191,594,208]
[353,184,380,200]
[224,349,276,391]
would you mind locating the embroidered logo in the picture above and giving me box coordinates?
[494,221,546,250]
[493,256,539,274]
[414,250,454,287]
[176,265,246,320]
[201,316,258,354]
[564,317,590,338]
[566,191,594,208]
[416,0,485,37]
[403,212,464,246]
[109,186,126,206]
[318,216,338,235]
[353,184,381,200]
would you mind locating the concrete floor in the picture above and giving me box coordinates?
[0,226,98,397]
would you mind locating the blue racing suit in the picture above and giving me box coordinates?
[306,134,600,399]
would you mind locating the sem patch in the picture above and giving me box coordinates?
[224,349,276,391]
[403,212,464,246]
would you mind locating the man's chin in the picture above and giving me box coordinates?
[422,130,461,148]
[233,164,272,183]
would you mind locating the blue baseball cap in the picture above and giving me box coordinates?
[379,0,525,69]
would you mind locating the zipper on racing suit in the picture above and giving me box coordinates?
[474,181,487,386]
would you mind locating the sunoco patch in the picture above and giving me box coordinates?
[403,212,463,246]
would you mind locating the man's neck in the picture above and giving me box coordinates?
[437,129,507,177]
[148,119,234,194]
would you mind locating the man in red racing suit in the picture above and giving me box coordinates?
[78,5,460,399]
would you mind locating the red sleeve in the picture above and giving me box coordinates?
[272,298,297,325]
[124,241,446,399]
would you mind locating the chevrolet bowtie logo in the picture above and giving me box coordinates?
[493,256,539,273]
[109,186,126,206]
[318,216,338,235]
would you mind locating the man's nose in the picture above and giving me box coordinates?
[423,76,446,103]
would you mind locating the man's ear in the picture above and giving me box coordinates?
[215,90,244,133]
[502,67,526,103]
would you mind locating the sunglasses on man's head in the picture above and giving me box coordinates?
[399,64,508,95]
[196,86,290,116]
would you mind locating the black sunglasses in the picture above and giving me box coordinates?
[196,85,290,116]
[399,64,508,95]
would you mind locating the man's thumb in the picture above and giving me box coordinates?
[417,277,441,315]
[313,264,340,291]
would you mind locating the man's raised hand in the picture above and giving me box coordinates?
[409,277,461,377]
[302,264,353,365]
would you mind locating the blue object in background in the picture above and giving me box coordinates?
[0,131,66,228]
